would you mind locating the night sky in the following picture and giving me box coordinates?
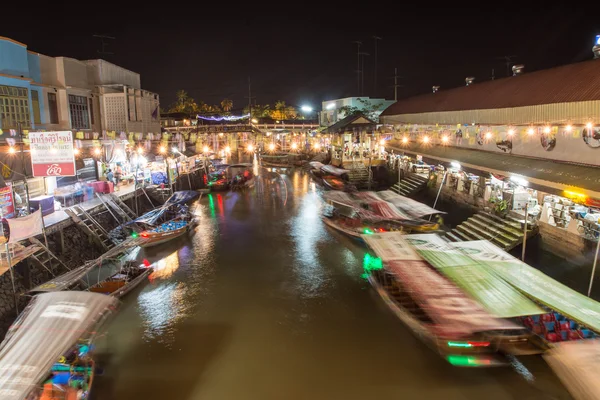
[3,4,598,111]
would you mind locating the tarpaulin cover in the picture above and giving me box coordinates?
[404,234,543,318]
[365,201,410,220]
[543,339,600,400]
[163,191,199,207]
[0,292,118,400]
[361,232,518,337]
[353,191,382,202]
[376,190,443,218]
[323,191,356,206]
[451,240,600,332]
[320,165,350,176]
[6,210,43,243]
[309,161,324,169]
[151,171,168,185]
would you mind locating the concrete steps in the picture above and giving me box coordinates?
[390,174,428,197]
[445,211,536,251]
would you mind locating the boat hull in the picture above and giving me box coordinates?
[140,225,190,248]
[322,217,364,243]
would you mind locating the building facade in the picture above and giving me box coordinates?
[0,36,160,135]
[320,97,395,127]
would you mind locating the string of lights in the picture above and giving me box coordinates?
[196,113,250,122]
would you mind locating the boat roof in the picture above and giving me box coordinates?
[404,234,544,318]
[0,291,118,400]
[451,240,600,332]
[362,232,520,336]
[376,190,444,218]
[321,165,350,176]
[543,339,600,400]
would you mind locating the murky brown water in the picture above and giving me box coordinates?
[93,168,572,400]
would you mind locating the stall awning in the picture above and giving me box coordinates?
[389,142,600,198]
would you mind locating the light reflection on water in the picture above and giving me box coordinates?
[137,281,189,345]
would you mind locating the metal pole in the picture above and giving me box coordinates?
[588,234,600,297]
[522,203,528,261]
[432,171,447,210]
[0,208,18,314]
[18,122,30,215]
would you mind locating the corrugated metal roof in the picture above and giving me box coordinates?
[382,59,600,116]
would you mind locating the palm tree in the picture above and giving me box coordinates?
[220,99,233,112]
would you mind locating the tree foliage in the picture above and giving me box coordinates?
[337,98,383,122]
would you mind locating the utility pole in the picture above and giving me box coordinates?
[391,68,403,101]
[359,52,370,97]
[245,77,254,120]
[352,41,362,95]
[373,36,382,97]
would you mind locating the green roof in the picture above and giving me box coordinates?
[450,240,600,333]
[404,234,544,318]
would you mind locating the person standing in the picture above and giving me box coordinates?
[106,169,114,184]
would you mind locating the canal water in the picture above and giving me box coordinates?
[93,168,573,399]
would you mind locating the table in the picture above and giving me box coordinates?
[29,195,55,216]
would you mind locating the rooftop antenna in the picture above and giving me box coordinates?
[352,41,362,95]
[497,55,517,77]
[390,67,403,101]
[93,34,115,56]
[359,52,370,97]
[372,36,382,96]
[491,68,495,80]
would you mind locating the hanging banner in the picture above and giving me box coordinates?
[6,209,43,243]
[0,183,15,218]
[29,131,76,177]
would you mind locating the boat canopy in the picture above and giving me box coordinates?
[0,291,118,400]
[364,201,410,220]
[404,234,544,318]
[451,240,600,333]
[320,165,350,177]
[376,190,444,218]
[28,264,93,293]
[129,191,198,226]
[362,232,520,337]
[309,161,324,169]
[543,340,600,400]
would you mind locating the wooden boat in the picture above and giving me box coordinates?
[362,233,530,366]
[88,261,153,298]
[0,291,117,400]
[322,216,366,241]
[322,176,356,192]
[139,219,192,248]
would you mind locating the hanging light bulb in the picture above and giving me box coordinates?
[586,122,593,130]
[565,125,573,132]
[247,144,254,152]
[508,129,515,136]
[137,147,144,154]
[485,131,492,139]
[379,139,386,146]
[225,146,231,153]
[8,147,16,154]
[543,126,551,134]
[422,136,430,144]
[203,145,209,153]
[73,148,80,155]
[94,147,102,156]
[159,145,166,154]
[291,142,298,150]
[402,137,409,144]
[527,128,535,135]
[268,143,275,151]
[441,136,449,143]
[314,142,321,149]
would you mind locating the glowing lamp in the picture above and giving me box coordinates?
[314,143,321,149]
[203,145,209,153]
[251,118,258,123]
[8,147,16,154]
[268,143,275,151]
[291,143,298,150]
[565,125,573,132]
[159,145,166,154]
[508,129,515,136]
[402,137,409,144]
[422,136,430,144]
[441,136,449,143]
[73,148,80,155]
[94,148,102,156]
[301,105,313,112]
[137,147,144,154]
[140,232,149,238]
[527,128,535,135]
[225,146,231,153]
[485,132,492,139]
[543,126,551,134]
[379,139,386,145]
[586,122,593,129]
[247,144,254,152]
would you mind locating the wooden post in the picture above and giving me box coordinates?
[588,234,600,297]
[522,203,528,261]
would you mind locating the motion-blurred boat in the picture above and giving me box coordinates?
[88,260,153,297]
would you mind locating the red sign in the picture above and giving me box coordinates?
[29,131,76,177]
[0,184,15,218]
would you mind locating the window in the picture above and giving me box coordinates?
[48,93,58,124]
[31,90,41,124]
[89,97,95,125]
[68,94,89,129]
[0,85,31,129]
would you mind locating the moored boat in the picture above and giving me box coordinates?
[0,291,117,400]
[88,261,153,297]
[361,232,525,366]
[139,219,191,248]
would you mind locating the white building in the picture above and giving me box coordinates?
[320,97,395,127]
[0,36,160,136]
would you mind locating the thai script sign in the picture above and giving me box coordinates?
[29,131,75,177]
